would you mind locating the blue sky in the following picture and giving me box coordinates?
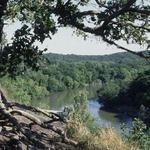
[4,22,146,55]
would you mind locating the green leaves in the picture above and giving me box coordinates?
[123,118,150,150]
[127,69,150,108]
[0,76,49,104]
[0,24,45,76]
[69,91,95,129]
[1,0,57,76]
[1,0,150,77]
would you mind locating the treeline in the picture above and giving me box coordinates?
[0,52,149,107]
[45,52,146,65]
[98,69,150,110]
[124,70,150,108]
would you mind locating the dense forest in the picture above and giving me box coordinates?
[45,52,146,64]
[0,0,150,149]
[1,52,149,110]
[1,52,150,149]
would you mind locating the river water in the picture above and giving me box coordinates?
[31,85,132,129]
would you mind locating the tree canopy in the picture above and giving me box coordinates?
[0,0,150,75]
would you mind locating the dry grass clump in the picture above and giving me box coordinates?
[66,119,140,150]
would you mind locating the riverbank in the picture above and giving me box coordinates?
[100,102,150,126]
[1,88,149,149]
[100,105,138,118]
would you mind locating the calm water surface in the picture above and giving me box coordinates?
[31,85,132,129]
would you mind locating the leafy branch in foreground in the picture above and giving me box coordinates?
[0,0,150,76]
[122,118,150,150]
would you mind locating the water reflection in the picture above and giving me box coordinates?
[30,85,97,109]
[30,85,132,129]
[88,100,132,129]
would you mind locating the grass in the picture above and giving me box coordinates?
[65,92,140,150]
[66,119,140,150]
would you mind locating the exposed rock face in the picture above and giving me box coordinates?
[0,90,78,149]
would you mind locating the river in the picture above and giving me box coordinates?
[31,85,132,130]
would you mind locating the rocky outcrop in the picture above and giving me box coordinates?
[0,90,78,149]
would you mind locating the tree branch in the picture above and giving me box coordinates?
[103,37,150,59]
[100,0,137,31]
[0,0,8,43]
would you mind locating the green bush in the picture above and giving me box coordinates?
[67,91,95,131]
[122,118,150,150]
[0,76,49,105]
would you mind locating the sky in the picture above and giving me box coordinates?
[4,22,147,55]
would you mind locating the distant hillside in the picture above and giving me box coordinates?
[44,51,147,65]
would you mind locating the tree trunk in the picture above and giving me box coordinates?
[0,0,8,43]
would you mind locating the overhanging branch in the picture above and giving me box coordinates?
[103,37,150,59]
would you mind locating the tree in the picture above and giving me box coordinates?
[0,0,150,76]
[63,76,74,88]
[127,69,150,108]
[0,1,149,147]
[98,81,120,106]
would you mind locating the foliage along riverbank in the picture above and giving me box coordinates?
[1,87,150,150]
[0,52,150,149]
[0,52,150,124]
[0,52,149,104]
[65,92,150,150]
[98,69,150,125]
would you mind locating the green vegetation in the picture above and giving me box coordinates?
[1,48,150,150]
[99,69,150,112]
[1,52,149,109]
[120,70,150,108]
[45,52,146,65]
[122,118,150,150]
[0,76,49,105]
[0,0,150,149]
[1,0,150,77]
[1,52,149,150]
[66,92,95,132]
[66,92,150,150]
[1,52,150,150]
